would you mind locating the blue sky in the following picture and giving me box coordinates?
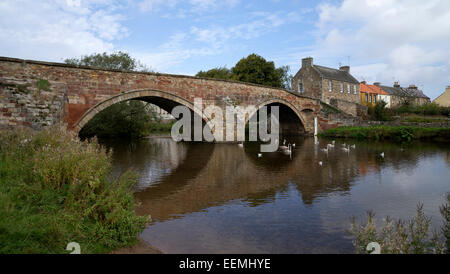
[1,0,449,100]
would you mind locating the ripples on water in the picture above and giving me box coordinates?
[103,137,450,254]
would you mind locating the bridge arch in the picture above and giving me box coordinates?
[246,98,312,135]
[73,89,209,133]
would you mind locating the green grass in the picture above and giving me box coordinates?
[0,128,147,254]
[319,125,450,142]
[401,116,449,123]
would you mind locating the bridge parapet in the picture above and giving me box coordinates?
[0,56,351,138]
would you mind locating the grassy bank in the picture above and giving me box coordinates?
[0,128,147,254]
[319,125,450,142]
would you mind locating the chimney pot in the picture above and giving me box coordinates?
[339,66,350,73]
[373,82,380,86]
[409,84,417,89]
[302,57,313,68]
[361,81,366,84]
[394,82,400,88]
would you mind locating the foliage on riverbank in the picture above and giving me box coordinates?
[0,128,147,254]
[350,197,450,254]
[79,101,174,139]
[319,125,450,142]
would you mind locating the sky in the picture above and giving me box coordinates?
[0,0,449,100]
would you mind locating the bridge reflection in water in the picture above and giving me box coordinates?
[104,137,450,254]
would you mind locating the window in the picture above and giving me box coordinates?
[354,84,357,94]
[365,94,368,102]
[340,82,343,93]
[369,94,372,102]
[328,80,332,92]
[347,83,350,93]
[298,82,303,93]
[374,96,377,103]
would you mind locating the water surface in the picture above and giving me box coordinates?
[105,137,450,254]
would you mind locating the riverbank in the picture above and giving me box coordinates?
[319,125,450,142]
[0,128,147,254]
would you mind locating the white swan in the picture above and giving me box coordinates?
[282,144,292,156]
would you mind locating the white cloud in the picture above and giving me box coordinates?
[309,0,450,99]
[190,11,301,49]
[138,0,240,13]
[0,0,128,61]
[132,32,218,73]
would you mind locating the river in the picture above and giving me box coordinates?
[104,136,450,254]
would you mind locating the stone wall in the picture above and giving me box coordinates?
[321,79,360,104]
[329,98,366,117]
[291,66,322,99]
[0,76,67,130]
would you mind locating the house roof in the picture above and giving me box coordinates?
[379,85,404,96]
[360,83,378,94]
[379,85,429,99]
[369,85,389,95]
[403,87,430,99]
[361,83,389,95]
[313,65,359,84]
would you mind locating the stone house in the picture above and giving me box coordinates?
[292,57,360,104]
[433,86,450,107]
[379,82,430,107]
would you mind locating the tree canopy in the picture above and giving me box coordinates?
[196,67,233,80]
[64,51,151,72]
[195,54,293,90]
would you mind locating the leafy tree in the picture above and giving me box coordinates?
[196,67,233,80]
[277,65,293,90]
[79,101,151,139]
[196,54,293,90]
[232,54,283,88]
[64,51,151,72]
[373,100,390,121]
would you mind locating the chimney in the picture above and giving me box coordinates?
[361,80,366,84]
[339,66,350,73]
[408,84,417,89]
[373,82,380,86]
[446,86,450,92]
[302,57,313,68]
[394,82,400,88]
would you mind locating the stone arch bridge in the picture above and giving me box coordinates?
[0,57,351,139]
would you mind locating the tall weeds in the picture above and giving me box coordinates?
[350,204,447,254]
[0,127,147,253]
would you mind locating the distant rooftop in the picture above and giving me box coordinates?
[379,85,429,99]
[313,65,359,84]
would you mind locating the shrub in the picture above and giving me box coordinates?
[350,205,446,254]
[0,127,147,253]
[440,193,450,253]
[373,101,391,121]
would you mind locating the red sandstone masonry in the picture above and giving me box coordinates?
[0,56,347,134]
